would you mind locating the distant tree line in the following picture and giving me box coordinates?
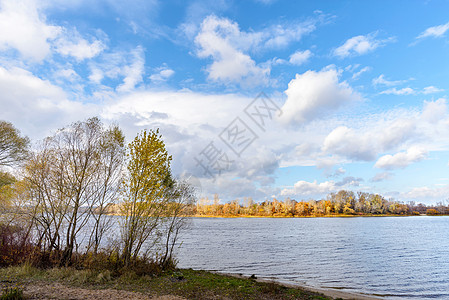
[195,191,449,217]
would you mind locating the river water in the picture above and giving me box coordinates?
[175,216,449,299]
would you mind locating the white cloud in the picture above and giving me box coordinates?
[289,49,312,66]
[333,33,390,58]
[88,46,145,92]
[380,86,443,95]
[401,184,449,202]
[263,22,315,49]
[253,0,278,5]
[89,67,104,84]
[53,68,80,82]
[0,66,96,138]
[375,147,427,170]
[422,86,444,94]
[372,74,406,86]
[116,46,145,92]
[322,115,418,163]
[280,68,361,125]
[417,22,449,39]
[281,180,336,197]
[422,98,447,123]
[352,66,371,79]
[322,126,377,161]
[194,15,269,86]
[193,15,319,86]
[380,87,415,95]
[101,90,285,196]
[379,119,416,149]
[0,0,60,61]
[371,171,392,182]
[150,65,175,82]
[54,29,106,61]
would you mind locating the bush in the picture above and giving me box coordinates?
[426,209,440,215]
[0,224,35,267]
[0,222,175,277]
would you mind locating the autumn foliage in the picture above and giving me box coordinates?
[194,190,447,217]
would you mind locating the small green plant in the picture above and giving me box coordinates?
[1,287,24,300]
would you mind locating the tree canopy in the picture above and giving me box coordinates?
[0,121,29,166]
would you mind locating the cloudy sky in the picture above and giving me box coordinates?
[1,0,449,203]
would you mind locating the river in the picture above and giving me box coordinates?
[175,216,449,299]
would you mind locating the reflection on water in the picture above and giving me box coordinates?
[175,216,449,299]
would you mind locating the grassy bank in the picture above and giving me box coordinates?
[0,265,331,300]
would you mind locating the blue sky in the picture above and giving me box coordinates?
[1,0,449,204]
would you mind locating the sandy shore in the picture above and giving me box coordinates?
[299,285,383,300]
[18,280,382,300]
[19,282,187,300]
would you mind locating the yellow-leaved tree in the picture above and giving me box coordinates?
[120,129,173,266]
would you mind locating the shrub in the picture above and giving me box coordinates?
[0,224,35,267]
[426,209,440,215]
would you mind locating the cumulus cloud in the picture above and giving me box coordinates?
[375,147,427,170]
[193,15,319,86]
[379,119,416,149]
[417,21,449,39]
[0,66,96,138]
[0,0,60,61]
[371,171,392,182]
[281,180,334,196]
[333,33,391,58]
[150,65,175,82]
[54,29,106,61]
[100,89,287,199]
[401,184,449,202]
[281,180,337,198]
[289,49,312,65]
[322,115,418,163]
[422,98,447,123]
[280,68,361,125]
[194,15,269,86]
[322,126,376,161]
[335,176,363,187]
[320,97,449,167]
[88,46,145,92]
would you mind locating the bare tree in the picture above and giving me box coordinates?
[158,180,196,268]
[23,118,125,265]
[87,125,125,254]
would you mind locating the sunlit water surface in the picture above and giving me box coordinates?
[174,216,449,299]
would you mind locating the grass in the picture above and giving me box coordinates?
[0,265,330,300]
[1,286,24,300]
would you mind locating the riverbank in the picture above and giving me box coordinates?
[214,272,381,300]
[0,265,336,299]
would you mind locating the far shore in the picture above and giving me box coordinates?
[190,213,440,218]
[104,212,447,218]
